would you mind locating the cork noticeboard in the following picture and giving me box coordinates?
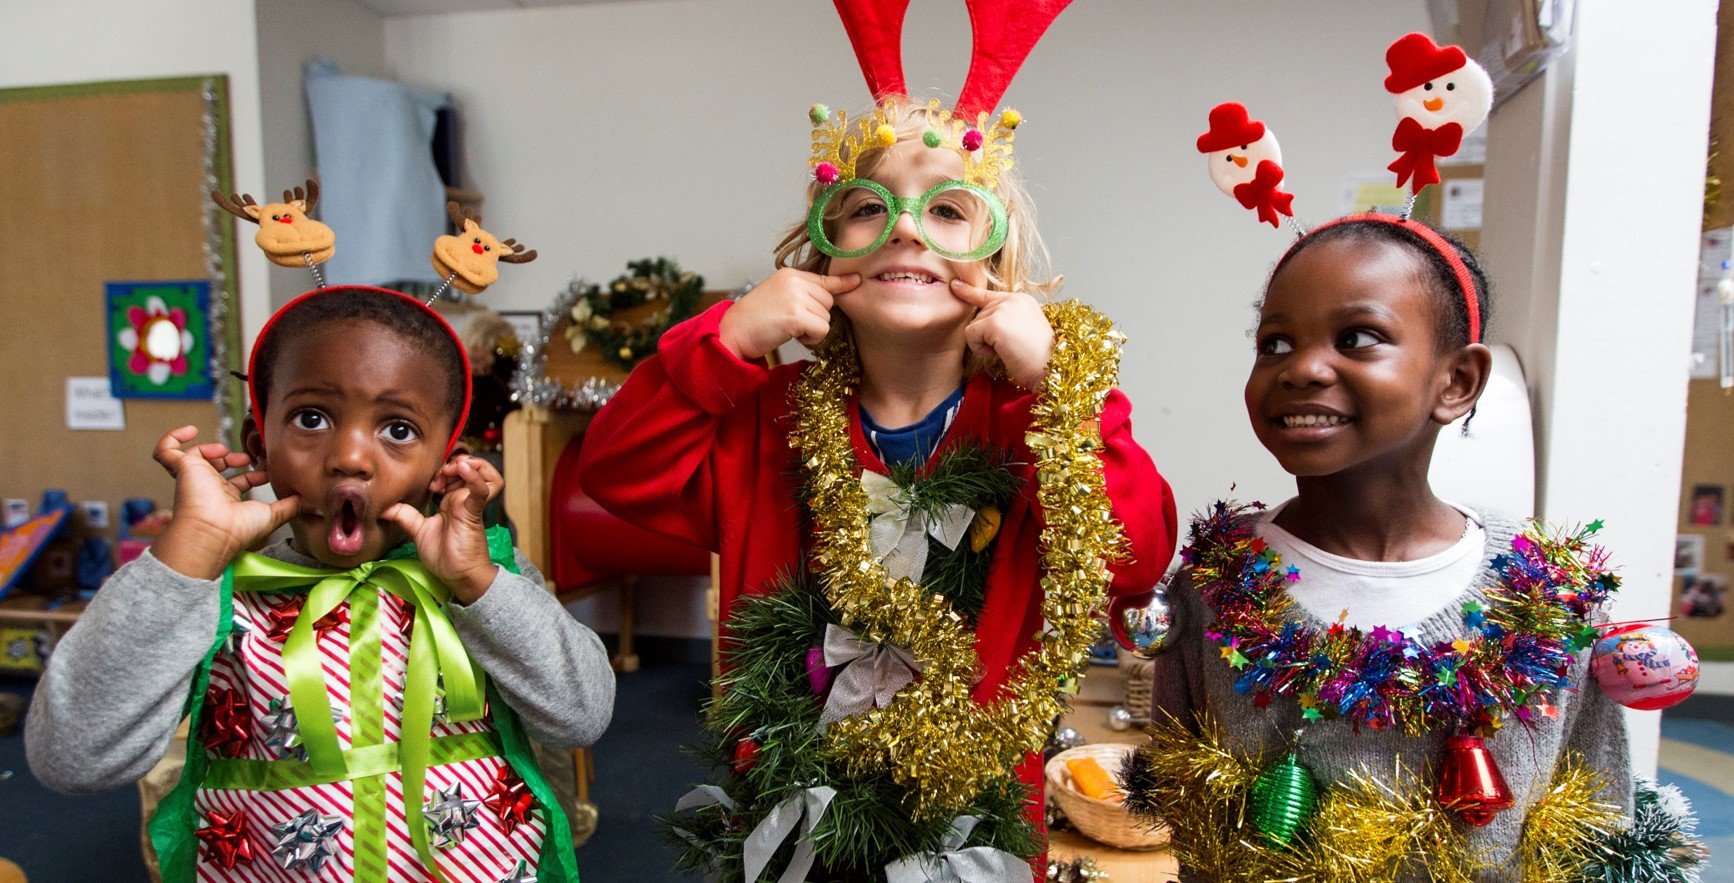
[0,76,243,539]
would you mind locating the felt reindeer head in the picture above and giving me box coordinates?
[429,201,537,296]
[211,178,336,271]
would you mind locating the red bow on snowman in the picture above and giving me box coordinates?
[1383,33,1493,193]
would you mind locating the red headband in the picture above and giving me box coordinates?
[1281,213,1482,344]
[246,286,474,459]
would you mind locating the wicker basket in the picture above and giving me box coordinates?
[1045,744,1170,851]
[1119,648,1155,725]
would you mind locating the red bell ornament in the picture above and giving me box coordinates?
[1435,732,1514,826]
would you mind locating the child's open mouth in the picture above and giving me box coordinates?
[326,489,369,557]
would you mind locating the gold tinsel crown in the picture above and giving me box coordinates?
[808,98,1021,190]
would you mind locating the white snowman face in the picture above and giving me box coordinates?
[1206,129,1282,197]
[1394,61,1493,133]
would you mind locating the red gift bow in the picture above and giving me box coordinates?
[1387,118,1464,192]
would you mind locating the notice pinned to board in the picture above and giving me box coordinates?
[1440,179,1484,231]
[67,376,125,430]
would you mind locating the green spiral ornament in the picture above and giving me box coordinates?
[1248,750,1318,846]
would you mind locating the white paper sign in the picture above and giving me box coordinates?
[66,377,126,430]
[81,500,110,529]
[1441,179,1485,230]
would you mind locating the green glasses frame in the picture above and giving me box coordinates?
[806,178,1009,262]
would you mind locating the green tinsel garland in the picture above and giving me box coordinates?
[1579,779,1708,883]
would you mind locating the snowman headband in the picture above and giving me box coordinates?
[1200,32,1492,342]
[807,0,1072,195]
[216,179,540,457]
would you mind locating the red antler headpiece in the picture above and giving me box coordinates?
[832,0,912,101]
[955,0,1074,116]
[811,0,1074,190]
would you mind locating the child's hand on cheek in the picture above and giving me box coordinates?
[952,280,1054,391]
[151,425,312,580]
[719,268,861,359]
[383,455,504,605]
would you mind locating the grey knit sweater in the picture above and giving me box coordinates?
[1150,507,1633,883]
[26,542,615,795]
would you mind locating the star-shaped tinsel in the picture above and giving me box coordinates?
[1462,600,1487,629]
[497,860,538,883]
[269,809,343,873]
[264,594,349,642]
[200,686,251,757]
[424,784,484,848]
[195,809,256,869]
[482,767,535,835]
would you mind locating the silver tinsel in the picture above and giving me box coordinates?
[509,278,753,411]
[1047,856,1108,882]
[199,78,237,446]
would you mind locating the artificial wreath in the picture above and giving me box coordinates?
[563,257,702,369]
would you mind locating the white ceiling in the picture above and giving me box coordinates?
[353,0,645,17]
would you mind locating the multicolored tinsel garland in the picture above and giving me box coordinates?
[790,300,1128,818]
[1122,711,1620,882]
[1185,501,1619,736]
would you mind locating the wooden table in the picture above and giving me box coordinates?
[1051,660,1179,882]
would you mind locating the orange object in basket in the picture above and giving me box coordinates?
[1066,756,1121,800]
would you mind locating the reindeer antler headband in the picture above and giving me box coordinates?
[1199,33,1492,342]
[804,0,1072,262]
[218,179,540,456]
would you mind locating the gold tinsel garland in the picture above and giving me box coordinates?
[790,300,1128,817]
[1127,712,1621,882]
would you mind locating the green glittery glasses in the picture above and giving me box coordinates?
[807,179,1008,262]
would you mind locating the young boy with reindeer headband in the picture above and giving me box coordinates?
[27,183,612,882]
[579,0,1176,878]
[1119,33,1705,883]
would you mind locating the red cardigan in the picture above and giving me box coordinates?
[578,300,1178,815]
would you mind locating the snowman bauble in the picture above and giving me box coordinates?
[1197,102,1295,228]
[1384,33,1494,192]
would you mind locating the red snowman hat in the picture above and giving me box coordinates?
[1384,32,1467,94]
[1196,102,1266,153]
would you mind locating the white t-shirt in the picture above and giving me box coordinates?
[1255,501,1486,630]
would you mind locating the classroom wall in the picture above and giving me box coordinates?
[379,0,1428,636]
[0,0,273,354]
[255,0,388,309]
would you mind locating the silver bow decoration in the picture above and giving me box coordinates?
[818,624,923,731]
[674,784,837,883]
[863,471,975,583]
[885,816,1030,883]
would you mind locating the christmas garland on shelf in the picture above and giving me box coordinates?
[792,299,1128,818]
[562,257,702,369]
[1187,501,1619,737]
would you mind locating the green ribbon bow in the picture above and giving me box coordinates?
[229,551,488,878]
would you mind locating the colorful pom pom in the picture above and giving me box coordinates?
[814,162,840,185]
[874,124,897,148]
[809,103,830,125]
[962,129,984,152]
[922,128,943,148]
[999,109,1022,129]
